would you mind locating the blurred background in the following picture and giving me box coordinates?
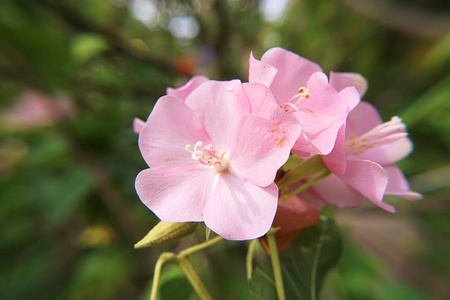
[0,0,449,299]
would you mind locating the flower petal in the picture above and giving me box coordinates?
[330,71,368,97]
[346,101,383,137]
[361,137,413,165]
[242,82,302,149]
[203,173,278,240]
[300,175,364,208]
[139,95,211,167]
[229,114,299,187]
[340,159,395,212]
[135,165,214,222]
[322,125,347,175]
[185,80,250,153]
[292,72,350,155]
[338,86,360,111]
[166,75,209,101]
[248,52,278,87]
[274,196,320,232]
[259,47,322,104]
[133,117,146,134]
[384,165,422,200]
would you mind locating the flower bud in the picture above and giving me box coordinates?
[134,221,198,249]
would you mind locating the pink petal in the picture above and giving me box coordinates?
[346,101,383,137]
[259,47,322,104]
[330,72,368,97]
[361,136,413,165]
[340,159,395,213]
[139,95,211,167]
[338,86,360,111]
[229,114,300,187]
[133,117,146,134]
[248,52,278,87]
[203,173,278,240]
[242,82,302,148]
[166,75,209,101]
[292,72,350,155]
[384,165,423,200]
[135,165,214,222]
[322,125,347,175]
[300,175,365,208]
[185,80,250,153]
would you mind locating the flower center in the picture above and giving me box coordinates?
[185,141,228,172]
[346,116,407,156]
[280,87,312,113]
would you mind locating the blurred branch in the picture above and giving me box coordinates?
[342,0,450,40]
[213,0,233,79]
[37,0,177,76]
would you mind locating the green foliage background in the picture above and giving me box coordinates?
[0,0,449,299]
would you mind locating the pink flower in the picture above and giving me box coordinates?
[1,91,75,128]
[135,80,301,240]
[301,74,422,212]
[249,47,360,157]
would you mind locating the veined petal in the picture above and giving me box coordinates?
[330,72,368,97]
[166,75,209,101]
[248,52,278,88]
[242,82,302,149]
[259,47,322,104]
[229,114,299,187]
[292,72,350,155]
[139,96,211,167]
[361,136,413,165]
[135,165,214,222]
[185,80,250,153]
[203,173,278,240]
[384,165,422,200]
[340,159,395,212]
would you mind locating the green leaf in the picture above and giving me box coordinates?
[249,208,342,300]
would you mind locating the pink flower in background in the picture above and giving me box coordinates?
[1,91,75,128]
[302,100,422,212]
[249,47,360,157]
[135,80,301,240]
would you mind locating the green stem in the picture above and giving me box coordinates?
[267,228,285,300]
[277,155,325,189]
[246,239,258,279]
[179,235,223,258]
[149,252,175,300]
[177,257,213,300]
[283,170,331,201]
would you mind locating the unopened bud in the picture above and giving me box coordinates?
[134,221,198,249]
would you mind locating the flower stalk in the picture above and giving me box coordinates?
[267,227,285,300]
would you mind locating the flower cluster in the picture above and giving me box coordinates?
[134,47,421,241]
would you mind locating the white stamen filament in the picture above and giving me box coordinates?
[282,87,312,113]
[346,116,407,156]
[185,141,228,172]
